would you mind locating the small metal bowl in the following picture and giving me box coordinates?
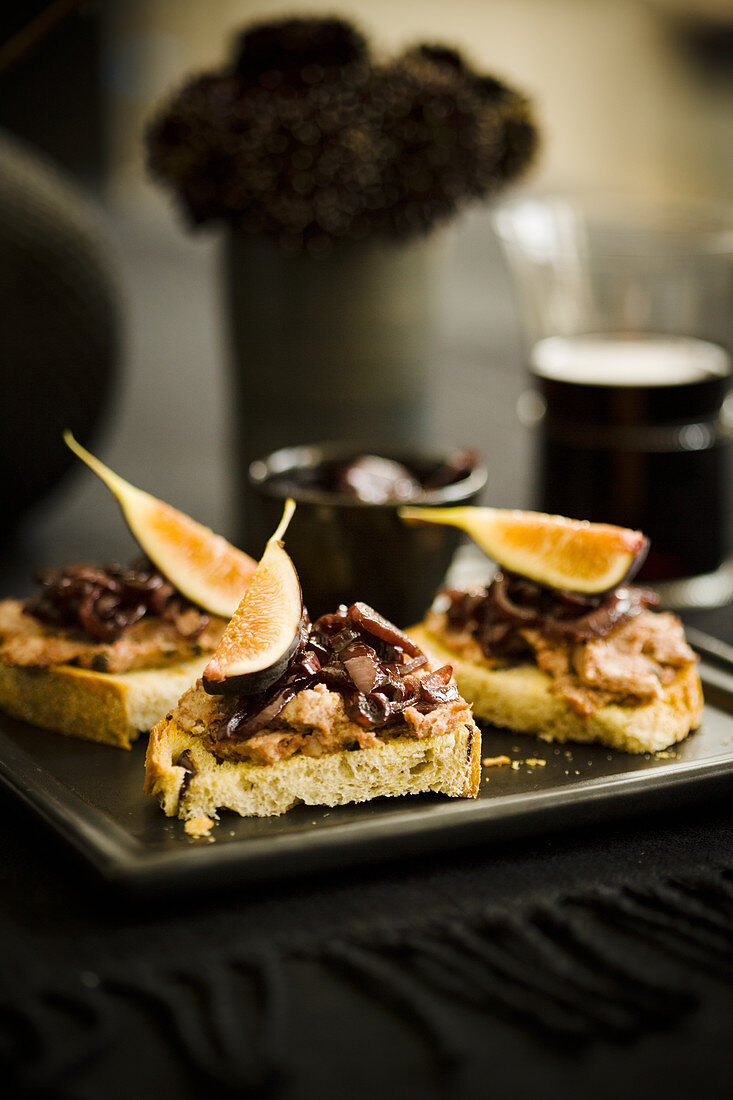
[248,442,487,626]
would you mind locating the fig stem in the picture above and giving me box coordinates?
[63,430,146,503]
[270,498,296,545]
[399,505,481,530]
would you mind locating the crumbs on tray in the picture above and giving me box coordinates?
[483,755,547,769]
[184,815,215,839]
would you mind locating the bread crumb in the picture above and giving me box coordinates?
[655,750,678,759]
[482,755,512,767]
[184,815,214,838]
[500,757,548,771]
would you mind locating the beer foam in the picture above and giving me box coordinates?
[531,334,730,387]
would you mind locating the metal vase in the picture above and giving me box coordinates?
[223,229,445,551]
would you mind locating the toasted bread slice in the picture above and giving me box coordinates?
[0,657,213,749]
[145,709,482,820]
[409,624,703,755]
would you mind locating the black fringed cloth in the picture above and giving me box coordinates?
[1,765,732,1100]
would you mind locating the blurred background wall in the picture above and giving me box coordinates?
[96,0,733,221]
[0,0,731,553]
[1,0,730,230]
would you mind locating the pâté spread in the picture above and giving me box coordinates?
[0,561,226,673]
[172,602,473,765]
[425,571,696,716]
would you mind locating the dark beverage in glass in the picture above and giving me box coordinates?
[529,333,732,581]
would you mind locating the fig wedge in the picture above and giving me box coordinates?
[399,506,648,594]
[64,432,257,617]
[202,499,303,696]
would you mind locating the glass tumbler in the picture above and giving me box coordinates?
[493,192,733,608]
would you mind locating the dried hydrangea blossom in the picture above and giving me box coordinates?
[146,16,539,254]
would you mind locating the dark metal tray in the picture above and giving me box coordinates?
[0,627,732,894]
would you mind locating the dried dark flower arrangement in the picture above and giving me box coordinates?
[146,16,539,255]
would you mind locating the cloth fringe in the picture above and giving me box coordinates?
[2,863,733,1095]
[0,986,112,1095]
[107,948,288,1096]
[2,950,288,1097]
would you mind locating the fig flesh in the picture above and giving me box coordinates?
[400,506,648,595]
[202,499,304,696]
[64,432,257,617]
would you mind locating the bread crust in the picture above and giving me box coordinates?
[145,711,482,820]
[0,656,213,749]
[409,624,703,755]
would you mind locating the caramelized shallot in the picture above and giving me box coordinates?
[441,571,660,660]
[25,560,209,643]
[347,602,422,656]
[216,604,457,741]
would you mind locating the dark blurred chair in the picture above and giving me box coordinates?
[0,129,121,532]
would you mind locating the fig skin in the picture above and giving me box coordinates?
[400,506,650,596]
[203,622,303,696]
[609,535,649,592]
[201,499,303,696]
[64,432,257,617]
